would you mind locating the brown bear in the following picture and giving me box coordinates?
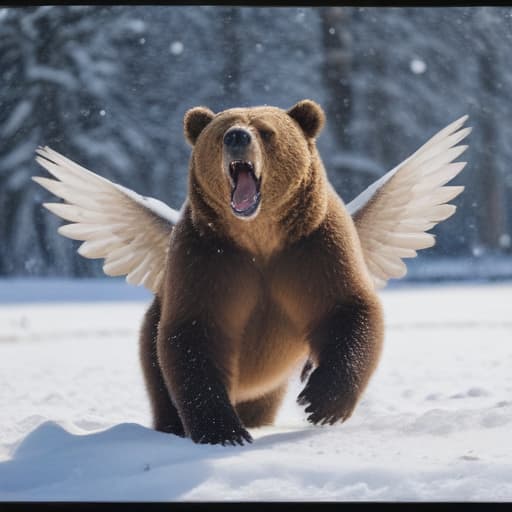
[139,100,384,445]
[34,102,470,447]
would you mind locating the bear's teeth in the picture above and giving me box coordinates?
[229,160,254,183]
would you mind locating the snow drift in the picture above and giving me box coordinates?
[0,283,511,501]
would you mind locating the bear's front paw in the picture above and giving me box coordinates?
[190,416,253,446]
[297,366,359,426]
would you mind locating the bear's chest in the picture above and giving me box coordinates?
[230,263,316,398]
[227,258,316,338]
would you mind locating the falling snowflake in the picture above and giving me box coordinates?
[499,233,511,249]
[410,58,427,74]
[472,245,484,257]
[170,41,184,55]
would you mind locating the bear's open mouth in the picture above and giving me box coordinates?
[229,160,261,217]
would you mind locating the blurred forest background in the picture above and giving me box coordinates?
[0,5,511,282]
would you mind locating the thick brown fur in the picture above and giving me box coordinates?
[139,99,384,445]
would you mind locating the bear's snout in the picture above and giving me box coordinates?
[223,128,252,150]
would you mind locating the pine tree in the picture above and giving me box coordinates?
[0,6,159,276]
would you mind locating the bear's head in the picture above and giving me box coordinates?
[183,100,326,224]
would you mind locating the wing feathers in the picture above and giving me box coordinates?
[34,146,179,293]
[348,116,470,288]
[77,239,124,259]
[126,253,154,285]
[57,222,125,241]
[420,115,468,147]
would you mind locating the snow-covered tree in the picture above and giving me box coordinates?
[0,6,158,276]
[1,6,511,279]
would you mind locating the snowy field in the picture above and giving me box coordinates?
[0,282,511,501]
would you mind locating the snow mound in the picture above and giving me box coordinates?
[1,421,324,501]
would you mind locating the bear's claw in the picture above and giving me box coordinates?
[191,422,253,446]
[297,366,358,426]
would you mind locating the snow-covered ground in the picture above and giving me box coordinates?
[1,283,511,501]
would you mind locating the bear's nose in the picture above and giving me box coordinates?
[223,128,251,148]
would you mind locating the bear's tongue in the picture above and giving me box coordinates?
[232,168,258,212]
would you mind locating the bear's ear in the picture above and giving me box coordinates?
[184,106,215,146]
[287,99,325,139]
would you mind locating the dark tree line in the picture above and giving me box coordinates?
[0,6,511,279]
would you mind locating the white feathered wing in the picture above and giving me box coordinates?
[33,146,180,293]
[347,115,471,289]
[33,115,470,294]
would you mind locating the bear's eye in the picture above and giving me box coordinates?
[258,128,274,142]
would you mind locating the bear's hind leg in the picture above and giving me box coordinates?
[140,297,185,436]
[235,384,287,428]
